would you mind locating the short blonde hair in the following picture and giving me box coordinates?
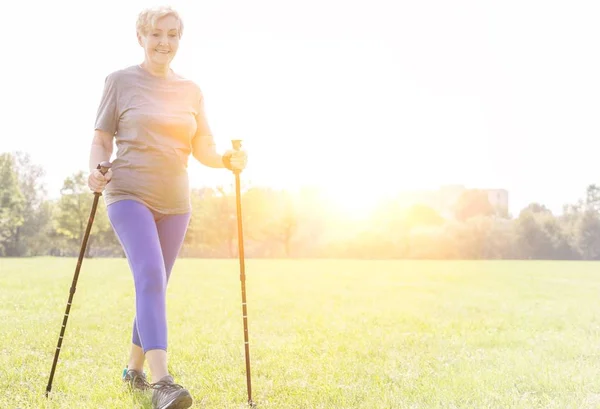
[136,6,184,38]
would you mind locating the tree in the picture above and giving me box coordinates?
[184,185,239,257]
[513,207,573,260]
[447,216,493,259]
[7,151,52,256]
[290,187,327,257]
[183,187,217,256]
[53,171,114,257]
[542,215,578,260]
[519,202,552,216]
[278,195,298,257]
[241,188,299,257]
[576,210,600,260]
[586,184,600,213]
[0,153,25,256]
[265,190,298,257]
[405,204,445,228]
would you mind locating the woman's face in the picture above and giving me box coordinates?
[138,15,180,67]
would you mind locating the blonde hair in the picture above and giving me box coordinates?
[136,6,184,38]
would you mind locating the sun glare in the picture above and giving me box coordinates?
[321,185,387,219]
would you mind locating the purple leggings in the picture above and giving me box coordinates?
[107,199,190,353]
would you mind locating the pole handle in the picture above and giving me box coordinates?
[229,140,243,175]
[231,139,242,151]
[97,161,112,175]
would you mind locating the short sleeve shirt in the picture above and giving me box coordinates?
[94,65,211,214]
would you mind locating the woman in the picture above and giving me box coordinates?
[87,6,247,409]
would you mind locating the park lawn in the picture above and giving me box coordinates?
[2,257,600,408]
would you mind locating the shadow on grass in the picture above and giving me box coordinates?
[130,389,153,408]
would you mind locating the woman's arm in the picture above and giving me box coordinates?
[89,130,114,172]
[191,102,226,168]
[192,133,226,168]
[87,130,114,192]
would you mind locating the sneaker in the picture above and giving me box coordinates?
[151,375,193,409]
[122,368,150,391]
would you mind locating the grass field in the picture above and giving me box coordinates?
[3,257,600,408]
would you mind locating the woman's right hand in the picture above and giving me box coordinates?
[88,168,113,193]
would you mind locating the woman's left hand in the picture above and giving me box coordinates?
[223,149,248,171]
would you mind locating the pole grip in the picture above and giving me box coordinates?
[229,140,243,174]
[97,161,112,175]
[231,140,242,151]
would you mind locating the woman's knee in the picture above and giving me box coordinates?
[135,263,167,296]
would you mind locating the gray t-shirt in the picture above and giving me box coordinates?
[94,64,212,214]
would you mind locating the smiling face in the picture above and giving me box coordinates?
[137,14,181,68]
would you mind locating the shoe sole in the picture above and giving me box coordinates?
[160,393,193,409]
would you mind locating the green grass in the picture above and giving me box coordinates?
[3,258,600,408]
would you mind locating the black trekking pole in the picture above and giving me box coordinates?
[45,161,112,397]
[230,140,255,407]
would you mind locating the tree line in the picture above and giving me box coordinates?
[2,151,600,260]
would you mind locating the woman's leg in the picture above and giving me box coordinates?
[126,212,191,374]
[108,200,169,380]
[108,200,190,382]
[127,344,145,373]
[134,211,191,382]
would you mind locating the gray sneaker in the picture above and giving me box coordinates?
[151,375,193,409]
[122,368,150,391]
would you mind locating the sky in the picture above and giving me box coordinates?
[2,0,600,216]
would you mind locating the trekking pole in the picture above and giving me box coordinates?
[45,161,112,397]
[230,140,255,407]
